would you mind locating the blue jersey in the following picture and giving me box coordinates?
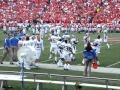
[4,38,11,48]
[83,49,96,60]
[10,37,19,47]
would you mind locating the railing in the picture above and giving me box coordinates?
[0,71,120,90]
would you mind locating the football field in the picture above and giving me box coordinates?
[0,30,120,68]
[0,30,120,90]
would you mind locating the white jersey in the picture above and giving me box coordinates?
[22,40,31,47]
[62,34,70,40]
[22,24,26,34]
[34,39,44,59]
[50,35,60,46]
[31,25,35,34]
[94,38,102,47]
[40,24,44,33]
[18,40,23,47]
[61,42,74,61]
[35,39,44,50]
[29,39,36,48]
[70,38,77,52]
[3,25,7,31]
[103,34,108,42]
[103,31,108,42]
[64,43,74,54]
[83,35,90,44]
[71,38,77,45]
[35,24,40,34]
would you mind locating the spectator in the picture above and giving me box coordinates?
[83,42,96,77]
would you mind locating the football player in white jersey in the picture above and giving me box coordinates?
[56,38,66,67]
[35,23,40,34]
[22,23,27,35]
[91,42,100,65]
[18,36,26,48]
[83,33,90,47]
[62,40,75,70]
[103,29,110,48]
[93,35,103,65]
[49,33,60,62]
[29,35,36,48]
[55,25,61,36]
[70,35,78,53]
[35,35,44,62]
[22,36,31,47]
[94,35,102,54]
[31,24,36,35]
[40,23,45,39]
[62,32,70,41]
[17,36,33,70]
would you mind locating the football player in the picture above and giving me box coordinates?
[35,35,44,62]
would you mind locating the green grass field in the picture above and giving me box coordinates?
[0,30,120,90]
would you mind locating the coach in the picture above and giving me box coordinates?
[10,33,19,62]
[0,34,13,64]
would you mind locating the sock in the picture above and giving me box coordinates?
[67,64,70,69]
[107,43,110,48]
[57,60,63,67]
[64,64,67,69]
[49,54,52,59]
[82,59,85,64]
[55,56,57,62]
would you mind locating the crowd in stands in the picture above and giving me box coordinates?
[0,0,119,28]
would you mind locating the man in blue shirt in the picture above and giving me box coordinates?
[10,33,19,61]
[0,34,13,64]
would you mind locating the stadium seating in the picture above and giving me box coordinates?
[0,0,119,26]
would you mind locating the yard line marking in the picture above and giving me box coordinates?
[76,51,83,54]
[41,59,53,63]
[0,47,4,50]
[77,64,82,66]
[106,61,120,67]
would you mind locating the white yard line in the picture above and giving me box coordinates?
[0,47,3,50]
[41,59,53,63]
[76,64,82,66]
[109,40,120,41]
[106,61,120,67]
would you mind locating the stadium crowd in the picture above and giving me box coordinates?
[0,0,119,29]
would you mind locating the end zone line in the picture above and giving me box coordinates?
[106,61,120,67]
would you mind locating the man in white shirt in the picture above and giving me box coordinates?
[83,33,90,47]
[103,29,110,48]
[94,35,102,54]
[35,35,44,62]
[49,33,60,62]
[62,40,75,70]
